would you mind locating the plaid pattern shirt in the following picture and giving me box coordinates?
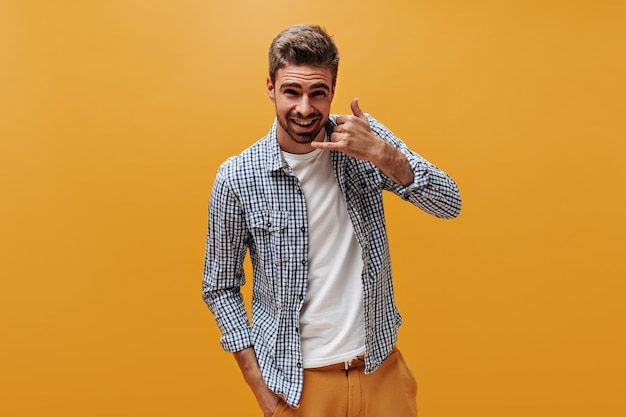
[202,114,461,407]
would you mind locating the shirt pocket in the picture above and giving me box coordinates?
[247,210,291,265]
[346,164,382,192]
[345,166,383,213]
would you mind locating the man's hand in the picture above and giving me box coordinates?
[311,98,415,186]
[233,348,281,417]
[311,98,382,161]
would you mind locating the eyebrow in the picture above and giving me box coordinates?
[279,81,331,91]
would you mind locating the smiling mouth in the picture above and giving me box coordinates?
[292,118,317,127]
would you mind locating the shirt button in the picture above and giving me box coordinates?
[301,259,307,265]
[266,222,271,227]
[300,227,306,233]
[299,294,304,301]
[297,362,302,368]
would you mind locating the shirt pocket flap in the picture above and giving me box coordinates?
[247,210,289,232]
[346,166,382,191]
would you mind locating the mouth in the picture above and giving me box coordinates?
[291,117,318,128]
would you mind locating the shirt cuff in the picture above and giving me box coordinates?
[396,159,430,200]
[220,328,252,352]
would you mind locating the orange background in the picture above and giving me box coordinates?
[1,1,625,416]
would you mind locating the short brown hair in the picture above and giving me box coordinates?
[269,24,340,85]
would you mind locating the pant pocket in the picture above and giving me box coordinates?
[271,399,288,417]
[395,350,418,396]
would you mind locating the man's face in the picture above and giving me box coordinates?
[267,64,335,154]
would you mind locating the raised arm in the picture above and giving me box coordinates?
[311,99,461,218]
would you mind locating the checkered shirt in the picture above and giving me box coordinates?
[202,114,461,407]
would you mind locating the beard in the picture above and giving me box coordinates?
[276,111,326,145]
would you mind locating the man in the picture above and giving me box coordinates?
[202,24,461,417]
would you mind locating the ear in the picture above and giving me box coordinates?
[266,77,276,101]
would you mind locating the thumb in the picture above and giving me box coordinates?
[351,98,366,119]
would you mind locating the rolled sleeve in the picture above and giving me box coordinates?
[368,115,462,219]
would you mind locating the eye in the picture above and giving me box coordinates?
[284,89,299,96]
[312,90,327,97]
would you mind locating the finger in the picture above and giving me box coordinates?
[311,137,337,150]
[334,114,348,126]
[351,98,366,119]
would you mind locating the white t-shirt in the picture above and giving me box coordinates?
[282,147,366,368]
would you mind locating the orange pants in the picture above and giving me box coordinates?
[272,348,418,417]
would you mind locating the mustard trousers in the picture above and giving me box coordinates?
[272,348,418,417]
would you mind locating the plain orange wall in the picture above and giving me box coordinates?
[1,1,625,416]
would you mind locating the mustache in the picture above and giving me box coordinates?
[290,112,322,119]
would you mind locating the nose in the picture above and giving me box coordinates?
[296,95,313,117]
